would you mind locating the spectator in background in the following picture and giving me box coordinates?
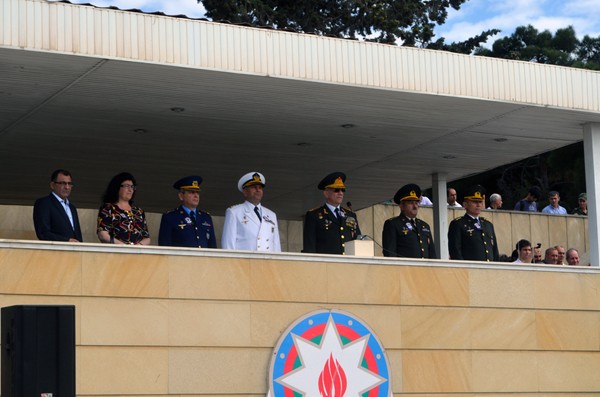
[572,193,588,216]
[542,247,559,264]
[419,195,433,206]
[566,248,580,266]
[512,239,533,263]
[514,186,542,212]
[542,191,567,215]
[487,193,503,210]
[533,245,543,263]
[555,245,566,265]
[447,188,462,208]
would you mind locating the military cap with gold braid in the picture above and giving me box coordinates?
[173,175,202,191]
[393,183,421,204]
[463,185,486,202]
[237,172,266,192]
[318,172,346,190]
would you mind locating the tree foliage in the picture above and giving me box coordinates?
[475,24,600,70]
[199,0,498,51]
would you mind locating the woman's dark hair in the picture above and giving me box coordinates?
[101,172,137,204]
[516,239,532,251]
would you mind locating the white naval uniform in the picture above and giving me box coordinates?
[221,201,281,252]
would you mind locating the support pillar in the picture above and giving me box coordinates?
[432,173,449,260]
[584,123,600,267]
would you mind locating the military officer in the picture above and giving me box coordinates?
[158,175,216,248]
[448,185,499,261]
[382,183,436,258]
[303,172,361,255]
[221,172,281,252]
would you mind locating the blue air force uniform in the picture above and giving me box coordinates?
[158,175,216,248]
[158,206,216,248]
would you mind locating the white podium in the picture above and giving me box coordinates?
[345,239,375,257]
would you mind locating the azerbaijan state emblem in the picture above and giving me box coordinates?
[268,310,392,397]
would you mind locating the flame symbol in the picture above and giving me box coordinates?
[318,353,347,397]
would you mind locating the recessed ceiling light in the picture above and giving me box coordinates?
[340,124,355,129]
[494,137,508,142]
[296,142,311,147]
[170,107,185,113]
[132,128,148,134]
[443,155,456,159]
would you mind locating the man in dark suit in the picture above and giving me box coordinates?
[158,175,216,248]
[33,169,83,242]
[303,172,361,255]
[448,185,499,262]
[382,183,436,258]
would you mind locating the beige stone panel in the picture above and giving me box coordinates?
[472,351,538,392]
[78,346,168,395]
[169,348,268,394]
[547,215,567,248]
[82,252,168,298]
[78,208,100,243]
[169,300,252,347]
[0,205,36,240]
[286,219,303,253]
[278,220,289,252]
[401,306,471,349]
[471,308,536,350]
[402,350,472,393]
[0,295,82,344]
[386,349,402,394]
[420,207,434,235]
[510,212,531,248]
[356,206,374,239]
[489,210,513,256]
[145,211,162,246]
[339,304,403,349]
[538,351,600,392]
[536,310,600,350]
[400,266,469,307]
[534,271,600,310]
[250,259,328,302]
[249,302,326,346]
[80,297,168,345]
[529,214,549,252]
[327,262,401,304]
[0,249,82,295]
[566,216,586,254]
[169,256,250,300]
[469,268,535,308]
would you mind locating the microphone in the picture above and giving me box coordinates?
[346,201,353,212]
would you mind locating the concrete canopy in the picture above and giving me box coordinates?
[1,0,599,219]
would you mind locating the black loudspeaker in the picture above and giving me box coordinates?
[1,305,75,397]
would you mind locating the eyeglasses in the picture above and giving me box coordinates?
[333,188,346,193]
[53,181,74,186]
[120,184,136,190]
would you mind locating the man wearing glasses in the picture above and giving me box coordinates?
[303,172,361,254]
[33,169,83,242]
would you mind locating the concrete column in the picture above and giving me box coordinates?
[432,173,449,260]
[584,123,600,267]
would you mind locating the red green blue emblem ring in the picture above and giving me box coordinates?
[268,309,391,397]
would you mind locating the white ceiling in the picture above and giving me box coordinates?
[1,47,598,219]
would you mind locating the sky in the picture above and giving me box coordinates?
[68,0,600,47]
